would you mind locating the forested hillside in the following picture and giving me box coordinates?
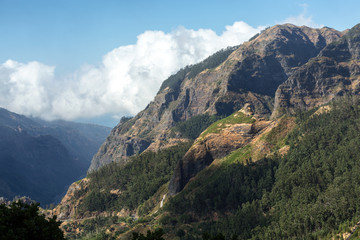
[162,97,360,239]
[57,97,360,240]
[53,23,360,240]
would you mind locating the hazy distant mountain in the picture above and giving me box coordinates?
[0,108,111,204]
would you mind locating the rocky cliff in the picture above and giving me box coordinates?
[89,24,342,172]
[273,24,360,117]
[169,104,277,194]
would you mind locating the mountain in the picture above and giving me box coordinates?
[89,24,342,172]
[33,118,112,170]
[0,108,111,205]
[52,23,360,240]
[273,23,360,118]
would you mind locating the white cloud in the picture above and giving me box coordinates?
[279,3,324,28]
[0,21,264,122]
[0,60,54,118]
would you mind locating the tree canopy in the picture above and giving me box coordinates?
[0,201,64,240]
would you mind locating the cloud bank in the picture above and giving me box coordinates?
[0,21,264,122]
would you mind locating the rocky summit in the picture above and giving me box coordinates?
[88,24,342,172]
[273,24,360,117]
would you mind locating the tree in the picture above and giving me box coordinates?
[0,201,65,240]
[131,228,165,240]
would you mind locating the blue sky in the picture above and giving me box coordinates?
[0,0,359,127]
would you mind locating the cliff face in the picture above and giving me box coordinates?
[52,178,90,221]
[168,101,297,195]
[89,24,342,172]
[169,105,274,194]
[273,24,360,117]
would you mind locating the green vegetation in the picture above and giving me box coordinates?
[248,27,270,42]
[186,46,238,79]
[65,97,360,239]
[159,46,238,92]
[131,228,165,240]
[165,159,277,226]
[158,66,190,92]
[344,23,360,40]
[78,142,192,214]
[222,145,253,165]
[260,97,360,239]
[0,201,65,240]
[199,111,255,139]
[63,215,130,240]
[172,113,222,139]
[118,116,136,135]
[263,116,295,150]
[161,97,360,239]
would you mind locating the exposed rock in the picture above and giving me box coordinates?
[89,24,342,171]
[169,113,296,195]
[52,178,90,221]
[169,107,274,195]
[273,24,360,118]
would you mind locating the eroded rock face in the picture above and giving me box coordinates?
[273,24,360,118]
[52,178,90,221]
[88,135,150,172]
[89,24,342,172]
[169,111,273,195]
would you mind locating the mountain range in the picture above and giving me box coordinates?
[50,23,360,239]
[88,23,343,172]
[0,108,111,205]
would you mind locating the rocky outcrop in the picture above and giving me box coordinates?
[52,178,90,221]
[273,24,360,117]
[89,24,342,172]
[168,106,274,195]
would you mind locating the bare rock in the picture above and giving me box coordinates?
[89,24,342,172]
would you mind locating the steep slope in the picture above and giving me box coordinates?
[52,143,192,239]
[160,98,360,239]
[273,24,360,117]
[0,127,78,205]
[89,24,342,172]
[33,119,111,171]
[0,108,110,205]
[55,103,295,240]
[54,24,360,239]
[169,105,273,194]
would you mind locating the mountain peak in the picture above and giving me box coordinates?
[250,24,342,49]
[272,23,360,118]
[89,24,344,172]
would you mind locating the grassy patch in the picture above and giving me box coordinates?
[261,116,295,150]
[172,114,221,140]
[223,145,252,165]
[199,111,255,140]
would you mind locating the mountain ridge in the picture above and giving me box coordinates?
[89,24,342,172]
[0,107,111,205]
[272,23,360,118]
[53,23,360,240]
